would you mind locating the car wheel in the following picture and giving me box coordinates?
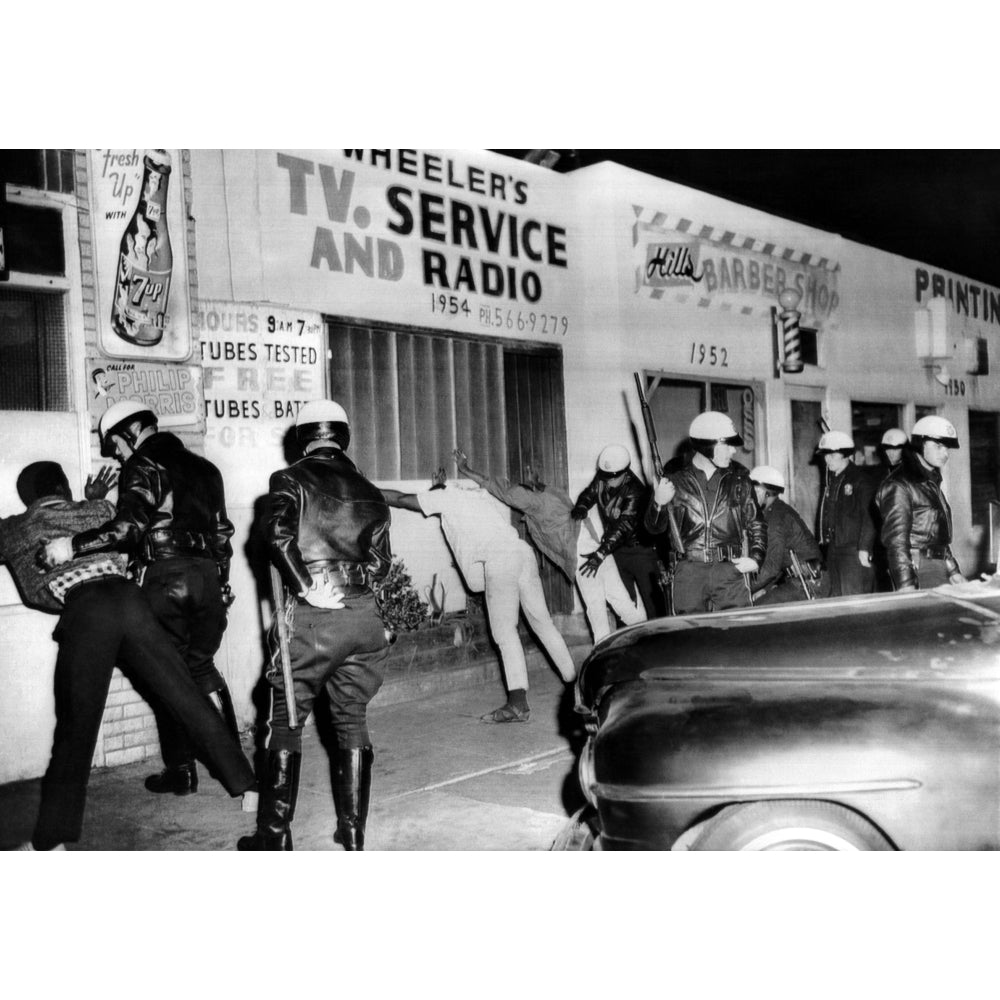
[688,800,894,851]
[551,806,601,850]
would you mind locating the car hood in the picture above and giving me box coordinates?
[577,579,1000,711]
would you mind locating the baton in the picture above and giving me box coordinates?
[269,564,299,729]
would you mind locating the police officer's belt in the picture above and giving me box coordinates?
[684,545,742,563]
[912,545,949,560]
[145,528,211,560]
[303,560,369,596]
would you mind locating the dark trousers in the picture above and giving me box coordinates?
[827,545,875,597]
[142,557,229,768]
[756,571,831,605]
[613,544,664,618]
[673,559,752,614]
[910,557,950,590]
[263,594,388,753]
[33,577,254,849]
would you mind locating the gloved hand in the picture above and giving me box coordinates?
[653,477,675,506]
[732,557,759,575]
[570,506,588,522]
[858,551,872,568]
[39,537,74,568]
[580,552,604,577]
[84,465,118,500]
[301,579,346,610]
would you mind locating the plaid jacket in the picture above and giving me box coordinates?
[0,498,126,612]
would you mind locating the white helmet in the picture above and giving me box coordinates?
[911,415,959,449]
[881,428,908,447]
[749,465,786,492]
[295,399,351,449]
[295,400,349,428]
[818,430,854,453]
[98,400,157,457]
[688,411,743,446]
[597,444,630,474]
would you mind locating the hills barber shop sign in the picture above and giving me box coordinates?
[633,204,840,321]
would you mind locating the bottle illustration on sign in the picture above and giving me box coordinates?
[110,149,173,346]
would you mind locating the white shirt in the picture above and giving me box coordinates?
[417,487,521,588]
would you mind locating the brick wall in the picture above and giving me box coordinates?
[76,149,203,770]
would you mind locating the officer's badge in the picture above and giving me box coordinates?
[844,484,854,496]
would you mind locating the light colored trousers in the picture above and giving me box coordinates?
[575,557,647,642]
[575,524,647,643]
[481,540,577,692]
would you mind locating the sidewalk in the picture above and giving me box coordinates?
[0,632,592,851]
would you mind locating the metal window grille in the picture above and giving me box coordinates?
[327,320,506,482]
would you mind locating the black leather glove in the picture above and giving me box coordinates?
[570,506,588,521]
[580,552,604,577]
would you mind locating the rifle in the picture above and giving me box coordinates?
[269,564,299,729]
[633,373,684,557]
[788,549,816,601]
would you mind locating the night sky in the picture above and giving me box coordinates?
[494,150,1000,289]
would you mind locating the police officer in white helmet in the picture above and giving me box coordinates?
[879,428,908,476]
[42,399,244,799]
[570,444,663,617]
[817,429,876,596]
[645,411,766,613]
[876,415,966,592]
[749,465,826,604]
[238,400,393,850]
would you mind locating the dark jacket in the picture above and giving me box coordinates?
[644,462,767,564]
[818,461,876,554]
[876,452,960,590]
[571,469,649,558]
[268,446,392,596]
[73,432,234,583]
[755,498,822,591]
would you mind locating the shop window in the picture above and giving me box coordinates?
[969,411,999,532]
[799,326,819,367]
[0,150,75,194]
[851,400,903,467]
[1,203,66,276]
[0,288,70,411]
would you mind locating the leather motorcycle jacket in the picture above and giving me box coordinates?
[268,446,392,597]
[571,469,648,558]
[876,453,960,590]
[73,432,234,584]
[644,462,767,564]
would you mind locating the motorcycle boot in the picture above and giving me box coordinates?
[237,749,301,851]
[332,745,374,851]
[144,761,198,795]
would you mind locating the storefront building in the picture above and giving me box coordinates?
[2,148,998,783]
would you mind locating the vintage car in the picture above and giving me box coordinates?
[555,578,1000,850]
